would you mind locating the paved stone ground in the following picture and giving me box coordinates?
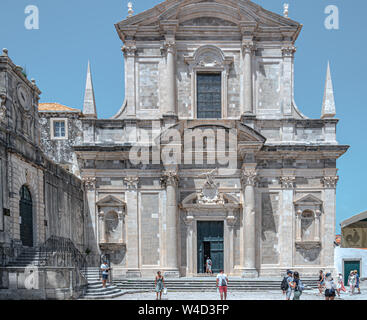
[114,284,367,300]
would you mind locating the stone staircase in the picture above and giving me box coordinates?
[7,248,49,267]
[80,267,124,300]
[115,277,319,292]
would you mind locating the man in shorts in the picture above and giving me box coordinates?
[216,270,229,300]
[100,261,110,288]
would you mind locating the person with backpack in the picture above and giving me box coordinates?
[289,271,304,300]
[324,273,337,300]
[281,270,293,300]
[216,269,229,300]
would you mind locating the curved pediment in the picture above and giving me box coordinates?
[115,0,301,41]
[156,120,266,146]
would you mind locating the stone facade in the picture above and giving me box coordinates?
[69,0,349,278]
[0,49,86,271]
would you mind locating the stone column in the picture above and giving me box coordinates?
[125,177,141,278]
[322,176,338,270]
[279,175,295,268]
[164,39,177,116]
[184,214,194,277]
[281,45,296,116]
[83,177,98,265]
[226,213,236,276]
[98,210,106,243]
[315,210,321,242]
[122,40,137,117]
[240,166,258,278]
[118,210,124,244]
[163,170,179,277]
[296,210,302,242]
[242,40,255,115]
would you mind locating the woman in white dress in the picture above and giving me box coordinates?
[348,271,356,295]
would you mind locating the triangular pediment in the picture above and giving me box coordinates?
[115,0,301,41]
[294,194,323,205]
[96,195,126,207]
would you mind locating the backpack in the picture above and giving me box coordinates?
[220,275,227,286]
[296,280,304,292]
[281,277,289,291]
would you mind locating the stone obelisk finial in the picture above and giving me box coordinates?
[83,61,97,118]
[321,61,336,119]
[283,3,289,18]
[128,2,134,17]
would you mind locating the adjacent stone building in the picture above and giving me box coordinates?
[71,0,349,278]
[0,49,87,299]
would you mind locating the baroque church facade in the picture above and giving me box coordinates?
[0,0,349,282]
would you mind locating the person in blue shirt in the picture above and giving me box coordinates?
[354,270,361,294]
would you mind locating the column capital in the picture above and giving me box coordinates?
[241,168,258,186]
[98,210,105,220]
[162,170,179,187]
[281,45,297,58]
[279,176,295,189]
[183,214,194,227]
[124,176,139,189]
[161,39,177,56]
[122,40,137,57]
[242,40,256,54]
[321,176,339,189]
[83,176,96,191]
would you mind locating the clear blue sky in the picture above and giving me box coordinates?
[0,0,365,232]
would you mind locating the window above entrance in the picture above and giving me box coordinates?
[184,45,233,119]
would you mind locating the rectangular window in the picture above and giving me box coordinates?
[53,121,66,138]
[197,73,222,119]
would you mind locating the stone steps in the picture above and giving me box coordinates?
[80,268,125,300]
[114,279,319,292]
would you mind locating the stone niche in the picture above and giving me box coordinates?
[96,195,126,253]
[293,194,323,266]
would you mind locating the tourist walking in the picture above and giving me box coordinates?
[348,270,356,295]
[206,257,213,275]
[100,261,110,289]
[354,270,361,294]
[216,270,229,300]
[318,270,325,295]
[336,273,346,297]
[281,270,294,301]
[324,273,337,300]
[290,271,304,300]
[155,271,165,300]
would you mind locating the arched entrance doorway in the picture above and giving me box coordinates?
[19,185,33,247]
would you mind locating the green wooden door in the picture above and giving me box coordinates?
[197,221,224,274]
[344,260,360,286]
[19,186,33,247]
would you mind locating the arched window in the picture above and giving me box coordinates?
[19,185,33,247]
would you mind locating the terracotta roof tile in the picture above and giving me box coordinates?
[38,103,81,113]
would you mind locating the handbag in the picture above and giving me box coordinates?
[163,287,168,295]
